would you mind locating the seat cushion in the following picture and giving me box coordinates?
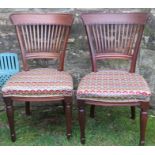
[77,70,151,102]
[2,68,73,97]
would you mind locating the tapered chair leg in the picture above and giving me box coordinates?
[90,105,95,118]
[140,102,149,146]
[25,101,31,115]
[64,96,72,139]
[3,97,16,142]
[78,100,85,144]
[131,106,136,120]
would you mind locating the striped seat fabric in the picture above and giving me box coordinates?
[77,70,151,102]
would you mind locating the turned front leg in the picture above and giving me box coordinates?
[78,100,85,144]
[3,97,16,142]
[64,96,72,139]
[140,102,149,145]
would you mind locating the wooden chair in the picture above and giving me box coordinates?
[2,13,73,142]
[77,13,151,145]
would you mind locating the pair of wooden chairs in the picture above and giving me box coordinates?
[1,13,151,145]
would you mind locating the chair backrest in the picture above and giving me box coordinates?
[81,13,148,72]
[0,52,19,73]
[10,13,73,71]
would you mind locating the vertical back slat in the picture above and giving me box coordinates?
[4,56,8,70]
[55,25,61,52]
[49,25,55,51]
[111,24,114,50]
[2,56,5,70]
[15,54,19,71]
[21,26,28,51]
[10,56,13,69]
[96,25,101,52]
[7,56,11,70]
[107,24,110,50]
[43,25,47,51]
[103,24,107,50]
[124,24,129,53]
[41,25,43,51]
[11,56,15,68]
[33,25,37,50]
[114,24,117,49]
[29,25,34,52]
[53,25,58,52]
[58,26,65,52]
[25,25,31,52]
[47,25,51,51]
[121,24,125,51]
[118,24,121,50]
[100,25,104,51]
[37,25,40,51]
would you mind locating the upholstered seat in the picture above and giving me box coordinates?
[77,70,151,102]
[2,68,73,97]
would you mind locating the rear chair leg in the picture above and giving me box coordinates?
[62,100,65,114]
[3,97,16,142]
[131,106,136,120]
[25,101,31,115]
[90,105,95,118]
[78,100,85,144]
[64,96,72,139]
[140,102,149,145]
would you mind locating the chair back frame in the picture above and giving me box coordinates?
[10,13,73,71]
[81,13,148,72]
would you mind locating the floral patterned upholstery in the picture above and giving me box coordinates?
[2,68,73,97]
[77,70,151,102]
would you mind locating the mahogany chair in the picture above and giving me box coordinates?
[77,13,151,145]
[2,13,74,142]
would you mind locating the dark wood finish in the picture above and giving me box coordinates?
[62,100,66,114]
[79,13,150,145]
[64,96,72,139]
[81,13,148,25]
[4,13,73,142]
[10,13,73,71]
[140,101,149,145]
[81,13,148,73]
[25,101,31,116]
[78,100,85,144]
[3,97,16,142]
[10,14,73,26]
[90,105,95,118]
[131,106,135,120]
